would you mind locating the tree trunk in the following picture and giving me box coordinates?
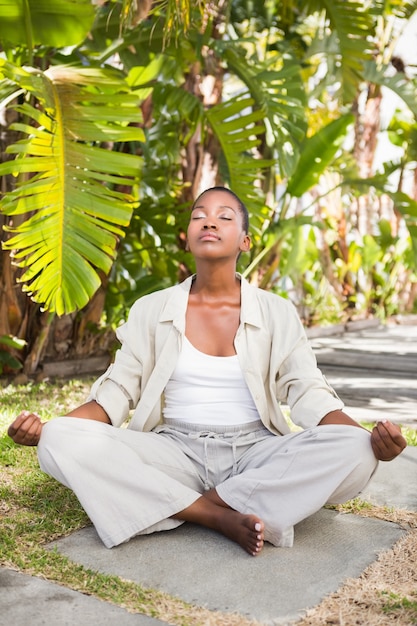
[353,83,382,235]
[176,3,227,281]
[180,5,227,200]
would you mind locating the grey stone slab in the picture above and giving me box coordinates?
[0,568,164,626]
[361,446,417,511]
[50,510,404,625]
[316,349,417,374]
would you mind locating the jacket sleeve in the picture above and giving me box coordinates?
[87,307,144,427]
[274,306,344,429]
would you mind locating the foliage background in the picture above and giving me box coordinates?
[1,0,417,372]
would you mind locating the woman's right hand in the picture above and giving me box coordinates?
[7,411,44,446]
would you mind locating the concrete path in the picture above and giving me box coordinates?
[0,568,165,625]
[2,322,416,626]
[308,321,417,428]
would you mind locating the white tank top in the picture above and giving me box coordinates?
[163,337,260,425]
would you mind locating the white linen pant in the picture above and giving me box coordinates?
[37,417,377,549]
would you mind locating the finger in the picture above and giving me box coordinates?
[8,411,41,436]
[21,421,43,446]
[371,425,406,461]
[7,411,33,437]
[378,421,407,447]
[371,427,390,459]
[8,413,42,445]
[375,421,407,451]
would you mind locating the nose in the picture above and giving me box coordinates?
[203,220,217,229]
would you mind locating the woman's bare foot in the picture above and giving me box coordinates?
[215,508,264,556]
[171,494,265,556]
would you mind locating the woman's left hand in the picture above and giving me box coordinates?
[370,420,407,461]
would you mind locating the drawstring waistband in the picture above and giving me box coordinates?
[188,430,242,490]
[163,419,264,491]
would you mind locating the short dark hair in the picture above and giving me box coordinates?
[192,186,249,234]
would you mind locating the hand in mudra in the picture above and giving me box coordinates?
[8,411,44,446]
[370,420,407,461]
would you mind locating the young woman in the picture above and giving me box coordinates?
[8,187,406,556]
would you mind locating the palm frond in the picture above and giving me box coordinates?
[0,62,144,315]
[205,94,273,234]
[222,44,307,179]
[364,60,417,119]
[307,0,375,102]
[388,0,417,20]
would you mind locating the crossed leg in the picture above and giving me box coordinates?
[38,418,376,556]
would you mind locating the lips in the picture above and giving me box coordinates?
[199,233,220,241]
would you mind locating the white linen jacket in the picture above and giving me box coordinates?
[89,275,344,435]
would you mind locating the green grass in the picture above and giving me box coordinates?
[0,377,95,428]
[381,591,417,619]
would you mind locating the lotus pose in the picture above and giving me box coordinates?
[8,187,407,556]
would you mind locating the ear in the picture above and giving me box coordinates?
[185,240,190,251]
[240,234,251,252]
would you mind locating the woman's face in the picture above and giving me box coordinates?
[186,190,250,260]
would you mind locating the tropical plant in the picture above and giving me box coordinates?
[224,1,417,301]
[1,0,417,372]
[0,63,144,315]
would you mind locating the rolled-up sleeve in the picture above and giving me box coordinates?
[88,352,142,427]
[88,312,144,427]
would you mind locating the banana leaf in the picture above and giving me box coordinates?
[0,0,95,48]
[0,62,144,315]
[286,113,355,197]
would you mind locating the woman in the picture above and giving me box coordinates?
[8,186,407,556]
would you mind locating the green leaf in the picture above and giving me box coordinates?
[0,62,144,315]
[387,0,417,20]
[0,0,95,49]
[286,113,355,197]
[206,94,273,232]
[310,0,375,102]
[363,60,417,119]
[0,351,23,373]
[0,335,26,349]
[221,44,307,178]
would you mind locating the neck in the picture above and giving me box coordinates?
[192,262,240,296]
